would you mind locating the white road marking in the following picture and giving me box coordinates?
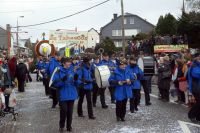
[178,120,200,133]
[178,120,191,133]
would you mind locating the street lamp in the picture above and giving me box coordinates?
[16,16,24,56]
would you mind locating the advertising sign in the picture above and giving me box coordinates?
[49,30,88,51]
[154,45,188,53]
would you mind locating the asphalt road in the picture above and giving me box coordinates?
[0,76,200,133]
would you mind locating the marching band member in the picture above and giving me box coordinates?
[100,53,116,107]
[127,56,144,113]
[36,57,43,81]
[40,57,50,96]
[139,51,152,106]
[91,56,101,107]
[77,57,96,119]
[109,59,134,121]
[187,53,200,123]
[51,57,78,132]
[46,53,61,108]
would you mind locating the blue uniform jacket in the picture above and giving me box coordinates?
[77,64,93,90]
[187,61,200,92]
[109,67,134,101]
[46,57,60,77]
[100,59,116,73]
[127,65,144,90]
[52,66,78,101]
[36,61,44,70]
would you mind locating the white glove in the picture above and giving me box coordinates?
[118,81,123,86]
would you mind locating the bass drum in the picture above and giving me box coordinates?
[95,65,111,88]
[137,56,155,76]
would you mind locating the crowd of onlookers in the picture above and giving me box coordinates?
[0,52,31,114]
[155,48,200,122]
[128,35,189,55]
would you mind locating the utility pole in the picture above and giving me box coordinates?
[16,16,24,56]
[16,18,19,56]
[6,24,11,56]
[121,0,125,57]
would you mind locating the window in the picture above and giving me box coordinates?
[125,29,138,36]
[112,30,122,36]
[114,41,122,47]
[124,18,127,24]
[130,18,134,24]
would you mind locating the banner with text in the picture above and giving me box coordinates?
[154,45,188,53]
[49,30,88,50]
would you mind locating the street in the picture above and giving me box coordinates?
[0,76,200,133]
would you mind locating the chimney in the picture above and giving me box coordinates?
[113,14,118,20]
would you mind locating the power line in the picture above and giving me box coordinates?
[13,0,111,28]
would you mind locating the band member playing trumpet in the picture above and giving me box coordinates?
[109,59,135,121]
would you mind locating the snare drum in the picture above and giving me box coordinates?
[95,65,111,88]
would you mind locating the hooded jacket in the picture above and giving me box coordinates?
[187,61,200,92]
[52,66,78,101]
[77,63,93,90]
[127,65,144,90]
[100,59,116,73]
[109,67,134,101]
[46,57,60,77]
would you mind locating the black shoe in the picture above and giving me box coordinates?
[89,116,96,120]
[190,118,198,123]
[146,102,152,106]
[3,108,10,113]
[51,105,56,108]
[158,97,163,100]
[162,99,169,102]
[130,110,135,113]
[59,128,64,132]
[117,117,121,121]
[67,127,72,132]
[111,100,115,104]
[102,105,108,109]
[135,107,138,111]
[121,118,125,122]
[78,114,85,117]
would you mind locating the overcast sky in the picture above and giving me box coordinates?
[0,0,185,42]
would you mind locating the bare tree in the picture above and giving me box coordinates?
[186,0,200,12]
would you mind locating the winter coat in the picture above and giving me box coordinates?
[1,64,12,86]
[158,61,171,79]
[52,66,78,101]
[158,61,171,90]
[109,67,134,101]
[46,57,60,77]
[100,59,116,73]
[187,61,200,92]
[77,63,93,90]
[127,65,144,90]
[8,57,17,81]
[91,62,101,78]
[36,61,44,70]
[15,63,28,81]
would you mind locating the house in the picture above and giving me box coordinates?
[0,26,8,50]
[100,13,155,47]
[87,28,100,48]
